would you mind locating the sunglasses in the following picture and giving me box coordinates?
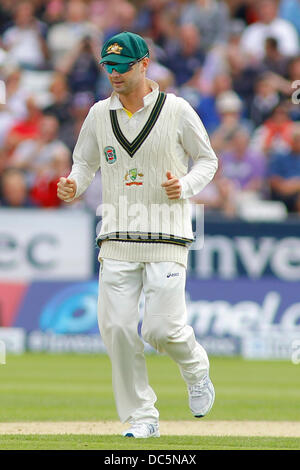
[101,55,148,74]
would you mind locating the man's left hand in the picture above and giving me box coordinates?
[161,171,182,200]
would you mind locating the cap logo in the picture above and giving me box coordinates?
[106,43,123,55]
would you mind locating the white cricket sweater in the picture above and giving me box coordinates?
[68,80,218,267]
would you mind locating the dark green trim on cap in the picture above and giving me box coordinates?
[110,92,166,157]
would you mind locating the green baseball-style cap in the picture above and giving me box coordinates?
[100,31,149,64]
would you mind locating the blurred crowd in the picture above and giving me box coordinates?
[0,0,300,218]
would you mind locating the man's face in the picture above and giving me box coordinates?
[105,58,149,96]
[2,172,27,206]
[40,116,58,141]
[15,2,34,27]
[258,0,277,24]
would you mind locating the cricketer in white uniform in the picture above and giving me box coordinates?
[57,31,218,438]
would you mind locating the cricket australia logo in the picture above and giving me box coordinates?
[104,146,117,164]
[106,43,123,55]
[125,168,144,186]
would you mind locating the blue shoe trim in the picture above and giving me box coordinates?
[125,433,134,437]
[149,424,155,434]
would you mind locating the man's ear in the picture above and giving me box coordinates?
[142,57,150,71]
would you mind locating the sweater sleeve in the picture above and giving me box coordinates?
[177,98,218,199]
[68,105,101,199]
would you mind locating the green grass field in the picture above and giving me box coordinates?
[1,435,299,450]
[0,353,300,450]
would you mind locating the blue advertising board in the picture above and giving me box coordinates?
[6,275,300,356]
[2,216,300,357]
[188,216,300,280]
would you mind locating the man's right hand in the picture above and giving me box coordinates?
[57,177,77,202]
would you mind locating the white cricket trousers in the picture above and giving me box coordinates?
[98,259,209,425]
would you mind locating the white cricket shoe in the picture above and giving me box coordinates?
[123,423,160,438]
[188,374,215,418]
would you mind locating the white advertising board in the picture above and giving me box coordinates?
[0,209,94,280]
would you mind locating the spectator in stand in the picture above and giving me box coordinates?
[87,0,116,32]
[240,0,299,62]
[161,23,205,90]
[219,128,266,194]
[3,65,29,120]
[67,91,96,148]
[191,165,237,217]
[225,18,263,115]
[133,0,179,46]
[250,100,295,156]
[88,0,137,41]
[180,0,230,52]
[256,51,300,101]
[0,0,299,215]
[55,34,101,95]
[262,36,290,76]
[192,129,266,217]
[2,1,49,70]
[47,0,100,68]
[0,1,14,33]
[43,72,74,149]
[100,0,137,42]
[268,123,300,213]
[288,55,300,83]
[196,73,233,134]
[145,38,175,92]
[149,3,181,53]
[0,167,36,207]
[225,0,258,24]
[210,90,251,154]
[10,114,70,187]
[4,96,42,157]
[250,73,281,128]
[30,145,71,208]
[42,0,66,27]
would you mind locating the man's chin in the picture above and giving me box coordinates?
[112,83,126,93]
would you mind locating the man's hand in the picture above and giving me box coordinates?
[57,177,77,202]
[161,171,182,200]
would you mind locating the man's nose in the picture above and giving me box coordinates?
[111,68,121,76]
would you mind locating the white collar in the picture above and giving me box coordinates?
[109,79,160,111]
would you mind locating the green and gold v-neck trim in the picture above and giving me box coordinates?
[109,92,167,158]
